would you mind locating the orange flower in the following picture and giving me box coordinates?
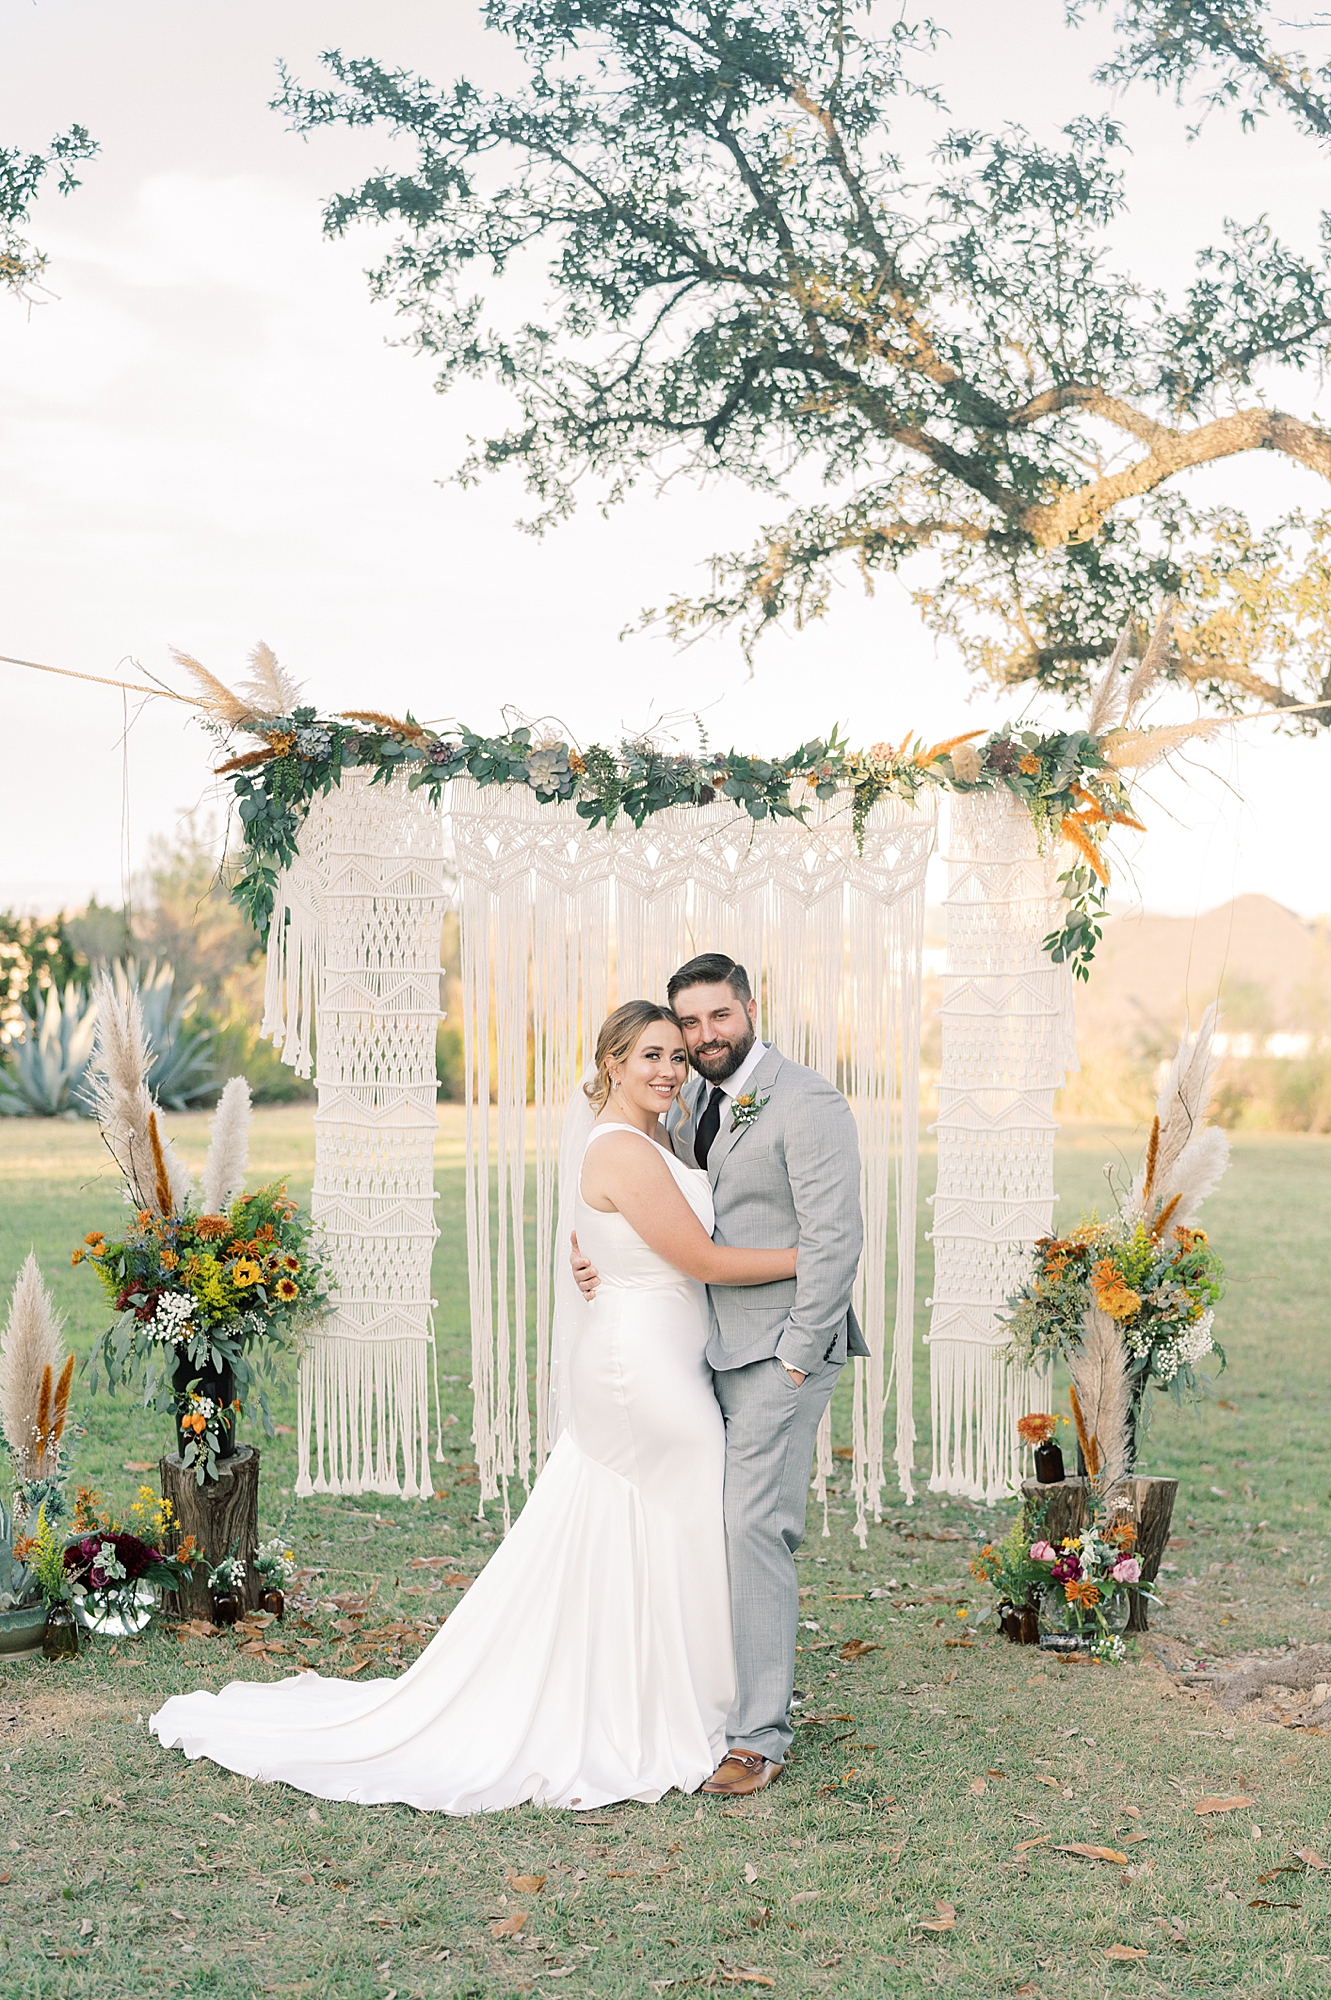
[186,1413,207,1434]
[266,731,297,757]
[1017,752,1040,775]
[1091,1259,1142,1321]
[160,1249,179,1269]
[1064,1579,1101,1608]
[84,1231,105,1247]
[1059,811,1110,884]
[195,1215,231,1240]
[70,1248,84,1266]
[1017,1412,1056,1447]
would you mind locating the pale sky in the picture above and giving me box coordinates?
[3,0,1330,922]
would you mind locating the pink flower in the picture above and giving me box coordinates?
[1111,1556,1141,1583]
[1030,1541,1057,1562]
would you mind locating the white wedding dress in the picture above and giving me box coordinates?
[150,1124,734,1814]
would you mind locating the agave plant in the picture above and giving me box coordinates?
[0,959,214,1116]
[0,981,99,1116]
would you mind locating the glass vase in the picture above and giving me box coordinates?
[259,1587,285,1621]
[999,1601,1040,1645]
[1033,1439,1065,1484]
[43,1602,80,1661]
[210,1589,241,1628]
[1038,1584,1131,1657]
[74,1580,158,1639]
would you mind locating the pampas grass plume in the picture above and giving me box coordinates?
[0,1254,66,1481]
[1070,1306,1133,1495]
[237,641,303,719]
[202,1077,252,1215]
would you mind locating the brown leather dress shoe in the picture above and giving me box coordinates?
[700,1750,782,1797]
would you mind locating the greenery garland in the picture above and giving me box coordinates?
[216,709,1143,979]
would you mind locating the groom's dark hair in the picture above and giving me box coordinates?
[667,952,752,1006]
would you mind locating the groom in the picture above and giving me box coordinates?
[575,952,865,1797]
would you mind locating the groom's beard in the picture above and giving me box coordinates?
[689,1020,756,1084]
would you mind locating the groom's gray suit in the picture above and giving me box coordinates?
[666,1044,866,1762]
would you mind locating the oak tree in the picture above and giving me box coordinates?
[275,1,1331,725]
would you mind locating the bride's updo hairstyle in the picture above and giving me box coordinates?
[586,1001,680,1113]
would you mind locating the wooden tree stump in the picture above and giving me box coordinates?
[159,1447,262,1621]
[1021,1474,1179,1632]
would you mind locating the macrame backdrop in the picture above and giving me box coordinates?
[449,779,935,1538]
[262,770,449,1498]
[926,790,1078,1503]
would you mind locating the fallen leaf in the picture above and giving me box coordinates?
[1033,1775,1060,1789]
[918,1901,956,1932]
[212,1813,238,1828]
[1293,1847,1330,1870]
[506,1872,546,1894]
[1014,1985,1042,1997]
[790,1890,820,1906]
[839,1640,882,1661]
[743,1864,760,1885]
[985,1769,1006,1780]
[1249,1899,1301,1910]
[0,1874,11,1886]
[1014,1835,1052,1854]
[969,1777,988,1796]
[794,1713,856,1727]
[121,1461,156,1472]
[1153,1917,1187,1945]
[1103,1944,1148,1962]
[1055,1844,1130,1865]
[718,1970,775,1988]
[307,1807,322,1825]
[489,1911,527,1938]
[1194,1797,1254,1816]
[1122,1805,1141,1820]
[272,1422,295,1435]
[1257,1866,1303,1883]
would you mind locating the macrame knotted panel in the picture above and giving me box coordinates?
[926,789,1077,1503]
[449,778,935,1537]
[263,770,448,1499]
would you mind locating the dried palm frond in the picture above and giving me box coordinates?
[1099,716,1229,772]
[86,974,193,1214]
[202,1076,251,1215]
[340,709,429,744]
[236,640,303,720]
[1119,596,1178,723]
[148,1111,174,1218]
[0,1254,66,1481]
[1068,1382,1097,1477]
[1084,622,1136,739]
[171,649,256,727]
[49,1352,74,1450]
[914,729,986,768]
[1059,812,1111,883]
[1070,1306,1133,1495]
[213,746,277,777]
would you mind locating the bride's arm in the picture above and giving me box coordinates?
[581,1133,796,1286]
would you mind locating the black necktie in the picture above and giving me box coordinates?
[695,1084,725,1169]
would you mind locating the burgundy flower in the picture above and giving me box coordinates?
[1050,1552,1083,1584]
[985,737,1019,775]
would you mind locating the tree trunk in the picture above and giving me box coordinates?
[159,1446,262,1621]
[1021,1473,1178,1632]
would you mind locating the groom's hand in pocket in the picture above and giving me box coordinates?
[571,1232,600,1300]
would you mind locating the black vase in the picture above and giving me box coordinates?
[1034,1439,1065,1484]
[260,1587,285,1621]
[210,1589,241,1628]
[172,1353,238,1461]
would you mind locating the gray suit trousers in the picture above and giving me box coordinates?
[712,1350,842,1762]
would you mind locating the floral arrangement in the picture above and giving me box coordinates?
[0,1254,77,1534]
[63,1528,199,1601]
[208,1553,246,1593]
[971,1510,1056,1614]
[253,1538,296,1589]
[171,631,1220,980]
[1007,1010,1229,1459]
[1028,1519,1145,1664]
[75,1000,329,1483]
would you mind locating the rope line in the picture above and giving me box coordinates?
[0,651,201,704]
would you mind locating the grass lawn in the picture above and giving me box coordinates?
[1,1108,1329,1999]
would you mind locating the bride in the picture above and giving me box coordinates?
[151,1001,797,1814]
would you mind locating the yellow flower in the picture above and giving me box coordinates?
[1018,752,1040,775]
[70,1248,84,1265]
[276,1277,299,1302]
[232,1257,263,1289]
[160,1248,178,1269]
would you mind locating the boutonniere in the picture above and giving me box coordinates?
[730,1090,770,1133]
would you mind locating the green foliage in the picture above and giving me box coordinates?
[969,1505,1051,1610]
[0,979,99,1117]
[272,1,1331,722]
[29,1504,69,1605]
[1,123,97,301]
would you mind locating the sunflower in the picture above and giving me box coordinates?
[276,1277,299,1302]
[282,1255,300,1274]
[231,1257,263,1289]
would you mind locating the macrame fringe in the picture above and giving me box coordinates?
[927,1339,1050,1505]
[926,790,1078,1503]
[295,1328,433,1498]
[261,856,322,1078]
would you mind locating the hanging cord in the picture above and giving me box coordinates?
[1,649,201,704]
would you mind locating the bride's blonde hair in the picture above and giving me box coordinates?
[585,1001,681,1113]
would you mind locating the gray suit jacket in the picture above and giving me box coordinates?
[667,1045,868,1374]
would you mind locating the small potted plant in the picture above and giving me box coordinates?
[30,1507,79,1662]
[208,1552,246,1627]
[971,1512,1052,1644]
[253,1538,295,1619]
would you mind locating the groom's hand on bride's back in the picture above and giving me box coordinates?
[570,1232,600,1299]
